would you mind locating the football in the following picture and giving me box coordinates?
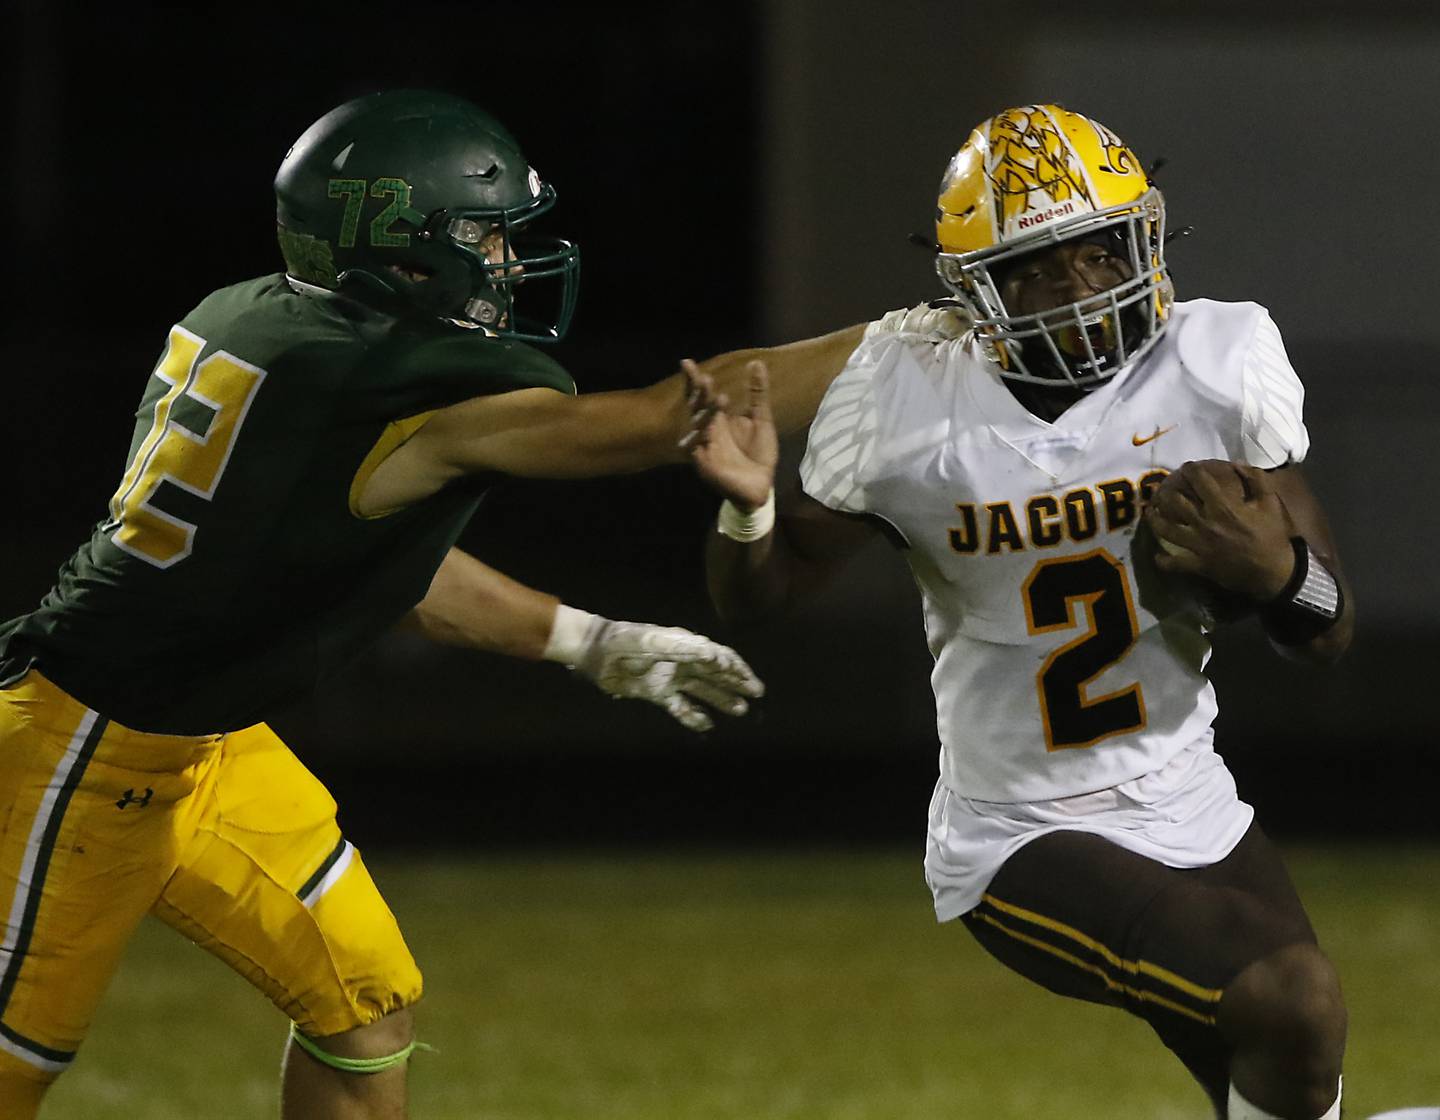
[1150,460,1255,561]
[1135,460,1258,626]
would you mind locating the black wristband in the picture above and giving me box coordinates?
[1262,537,1343,646]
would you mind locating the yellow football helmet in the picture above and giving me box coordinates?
[934,104,1173,387]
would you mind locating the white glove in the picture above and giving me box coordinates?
[544,606,764,732]
[864,301,972,342]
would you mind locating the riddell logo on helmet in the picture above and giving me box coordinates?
[1016,201,1077,229]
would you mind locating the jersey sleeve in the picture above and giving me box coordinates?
[1239,309,1309,468]
[798,334,893,514]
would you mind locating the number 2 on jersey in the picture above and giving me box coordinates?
[1022,548,1146,751]
[108,326,267,568]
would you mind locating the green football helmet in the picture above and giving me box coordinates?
[274,90,580,342]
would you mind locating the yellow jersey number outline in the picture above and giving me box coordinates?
[1021,547,1147,751]
[107,326,267,569]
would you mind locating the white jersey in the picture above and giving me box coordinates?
[800,299,1308,805]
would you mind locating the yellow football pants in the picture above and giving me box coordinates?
[0,670,422,1087]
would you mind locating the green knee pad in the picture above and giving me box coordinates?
[289,1023,435,1074]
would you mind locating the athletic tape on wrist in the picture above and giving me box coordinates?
[717,490,775,542]
[289,1024,435,1074]
[542,604,604,665]
[1263,537,1343,646]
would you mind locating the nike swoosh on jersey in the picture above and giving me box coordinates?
[1132,425,1178,446]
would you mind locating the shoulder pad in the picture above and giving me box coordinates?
[802,333,951,514]
[352,323,576,419]
[1172,299,1266,409]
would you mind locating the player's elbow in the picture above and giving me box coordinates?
[1271,612,1354,666]
[1311,615,1355,665]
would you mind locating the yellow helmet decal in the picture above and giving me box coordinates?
[932,105,1173,388]
[936,105,1150,255]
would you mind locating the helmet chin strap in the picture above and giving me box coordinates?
[335,260,500,329]
[331,267,417,320]
[464,291,506,327]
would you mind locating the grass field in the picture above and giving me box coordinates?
[43,845,1440,1119]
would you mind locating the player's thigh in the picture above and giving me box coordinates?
[153,723,422,1038]
[1184,820,1314,940]
[962,830,1165,1011]
[0,675,218,1084]
[962,824,1317,1028]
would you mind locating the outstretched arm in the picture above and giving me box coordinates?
[696,305,969,435]
[357,305,969,515]
[691,324,867,436]
[406,548,765,730]
[355,326,869,515]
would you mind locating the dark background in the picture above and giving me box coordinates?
[6,1,1438,848]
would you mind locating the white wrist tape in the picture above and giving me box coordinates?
[542,604,603,665]
[716,490,775,542]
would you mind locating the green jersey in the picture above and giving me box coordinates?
[0,275,573,734]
